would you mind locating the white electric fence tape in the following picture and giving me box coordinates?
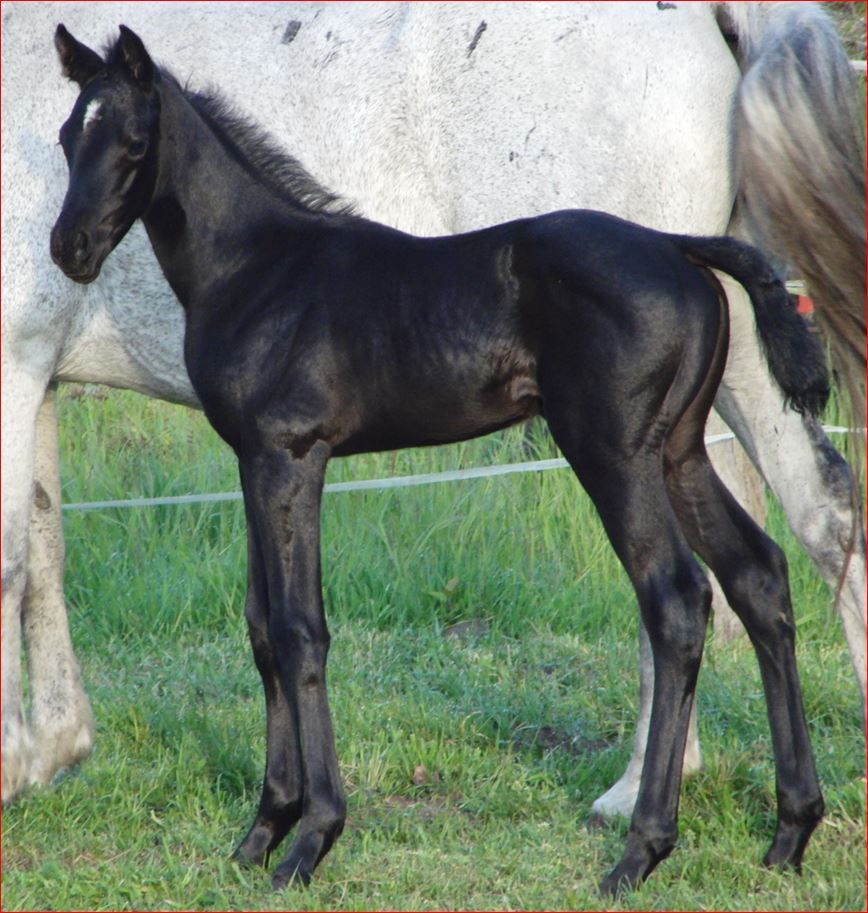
[62,427,861,512]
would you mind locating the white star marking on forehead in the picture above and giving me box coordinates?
[82,99,103,131]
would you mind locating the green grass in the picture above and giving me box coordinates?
[2,387,864,911]
[827,2,866,58]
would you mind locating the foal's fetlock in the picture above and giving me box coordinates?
[234,787,306,867]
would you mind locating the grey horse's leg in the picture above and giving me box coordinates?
[25,386,94,788]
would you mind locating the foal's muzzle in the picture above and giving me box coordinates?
[50,219,104,283]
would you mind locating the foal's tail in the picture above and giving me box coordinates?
[715,1,865,422]
[674,235,830,419]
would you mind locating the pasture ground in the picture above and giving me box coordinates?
[2,387,864,912]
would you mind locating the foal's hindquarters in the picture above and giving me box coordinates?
[529,229,823,891]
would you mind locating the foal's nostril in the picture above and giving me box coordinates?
[74,230,91,262]
[50,221,95,274]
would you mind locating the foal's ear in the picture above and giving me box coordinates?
[117,25,155,88]
[55,24,104,87]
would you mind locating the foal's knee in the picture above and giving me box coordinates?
[270,616,330,686]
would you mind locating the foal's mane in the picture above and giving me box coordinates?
[182,85,358,218]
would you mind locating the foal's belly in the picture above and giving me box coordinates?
[333,364,542,456]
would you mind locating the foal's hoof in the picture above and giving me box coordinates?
[599,836,670,898]
[271,830,332,890]
[231,827,274,868]
[598,867,641,899]
[231,846,268,869]
[762,799,824,872]
[762,828,812,874]
[271,858,313,890]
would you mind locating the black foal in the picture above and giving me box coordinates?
[50,25,828,895]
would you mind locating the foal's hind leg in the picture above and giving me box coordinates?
[591,413,767,820]
[663,440,825,871]
[545,407,712,893]
[591,623,702,819]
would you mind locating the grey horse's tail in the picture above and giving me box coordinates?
[716,1,866,423]
[673,234,830,419]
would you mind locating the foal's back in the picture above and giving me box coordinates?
[188,209,721,458]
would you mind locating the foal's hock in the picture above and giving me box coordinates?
[51,24,828,896]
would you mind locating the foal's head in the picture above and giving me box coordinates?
[50,25,159,283]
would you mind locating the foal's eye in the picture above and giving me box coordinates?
[126,139,148,161]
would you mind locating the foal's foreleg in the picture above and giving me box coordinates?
[233,491,303,867]
[239,443,345,888]
[664,451,824,871]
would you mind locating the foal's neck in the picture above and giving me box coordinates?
[142,77,297,308]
